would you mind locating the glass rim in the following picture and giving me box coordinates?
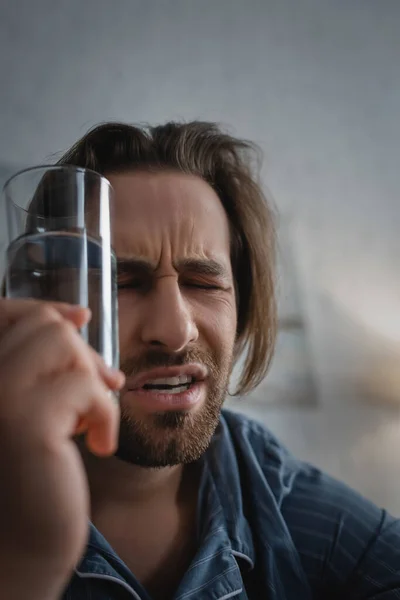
[3,164,113,215]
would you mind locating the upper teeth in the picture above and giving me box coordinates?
[145,375,193,386]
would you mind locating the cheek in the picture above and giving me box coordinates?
[117,295,139,351]
[116,291,237,357]
[191,296,237,354]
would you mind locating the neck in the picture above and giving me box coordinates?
[80,446,201,600]
[80,445,189,513]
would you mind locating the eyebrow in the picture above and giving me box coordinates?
[116,257,230,280]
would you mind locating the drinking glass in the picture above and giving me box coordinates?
[2,165,118,369]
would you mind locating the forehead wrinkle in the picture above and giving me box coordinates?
[115,232,159,265]
[115,214,201,266]
[116,226,217,268]
[116,251,231,280]
[113,173,232,275]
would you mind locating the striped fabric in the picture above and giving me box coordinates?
[64,410,400,599]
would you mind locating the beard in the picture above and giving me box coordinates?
[114,346,233,468]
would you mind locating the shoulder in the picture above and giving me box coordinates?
[220,407,288,456]
[219,409,300,504]
[219,410,400,595]
[219,408,385,518]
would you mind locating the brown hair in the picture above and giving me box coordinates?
[56,121,277,395]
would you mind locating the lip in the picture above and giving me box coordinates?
[126,363,208,391]
[125,381,205,412]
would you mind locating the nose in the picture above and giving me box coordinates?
[140,277,199,352]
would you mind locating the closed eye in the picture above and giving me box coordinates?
[117,278,147,290]
[184,282,222,290]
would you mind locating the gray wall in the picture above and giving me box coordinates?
[0,166,13,277]
[1,0,400,512]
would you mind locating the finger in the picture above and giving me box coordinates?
[30,372,120,456]
[0,302,124,390]
[85,394,120,456]
[0,300,125,390]
[0,319,100,394]
[86,347,125,390]
[74,392,119,437]
[74,417,88,436]
[0,304,86,363]
[0,298,90,333]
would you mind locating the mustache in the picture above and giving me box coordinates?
[119,348,219,379]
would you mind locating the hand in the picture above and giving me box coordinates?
[0,299,124,595]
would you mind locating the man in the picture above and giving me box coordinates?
[0,121,399,600]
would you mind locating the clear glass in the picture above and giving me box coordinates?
[3,165,118,369]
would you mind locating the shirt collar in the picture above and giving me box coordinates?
[76,524,152,599]
[77,411,255,576]
[202,412,255,570]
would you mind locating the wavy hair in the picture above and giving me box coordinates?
[53,121,276,395]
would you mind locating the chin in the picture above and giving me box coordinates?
[114,401,223,468]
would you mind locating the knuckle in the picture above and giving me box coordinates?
[78,373,114,409]
[92,377,111,398]
[70,371,93,394]
[35,303,62,324]
[44,319,84,357]
[82,370,100,388]
[46,318,73,340]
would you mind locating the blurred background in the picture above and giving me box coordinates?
[0,0,400,512]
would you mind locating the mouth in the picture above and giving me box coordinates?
[126,364,208,394]
[124,365,207,413]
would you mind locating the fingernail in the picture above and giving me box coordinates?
[66,305,90,315]
[107,366,125,383]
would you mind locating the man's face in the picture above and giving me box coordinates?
[109,171,237,467]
